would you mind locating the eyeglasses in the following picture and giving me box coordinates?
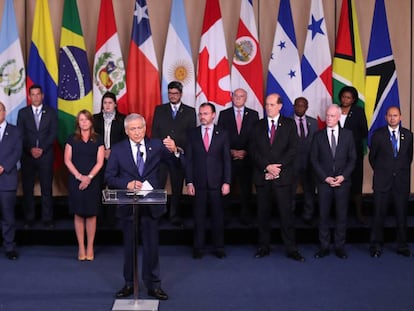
[168,92,180,95]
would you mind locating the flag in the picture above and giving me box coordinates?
[231,0,264,118]
[196,0,231,115]
[301,0,332,128]
[127,0,161,135]
[27,0,58,110]
[162,0,195,107]
[266,0,302,117]
[332,0,365,108]
[0,0,26,125]
[93,0,127,114]
[57,0,92,147]
[365,0,400,145]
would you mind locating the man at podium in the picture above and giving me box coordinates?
[105,113,182,300]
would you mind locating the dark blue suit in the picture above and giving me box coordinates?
[185,125,231,251]
[0,123,22,252]
[17,105,57,223]
[105,137,178,290]
[310,127,356,250]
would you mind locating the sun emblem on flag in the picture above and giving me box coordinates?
[168,59,193,86]
[233,36,257,66]
[0,59,25,96]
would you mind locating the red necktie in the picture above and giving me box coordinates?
[203,127,210,151]
[236,109,242,134]
[269,120,276,145]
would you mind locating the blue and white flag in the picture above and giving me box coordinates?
[266,0,301,117]
[0,0,26,125]
[162,0,195,107]
[365,0,400,145]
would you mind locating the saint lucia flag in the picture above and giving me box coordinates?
[58,0,93,147]
[162,0,195,107]
[0,0,26,125]
[365,0,400,145]
[266,0,302,117]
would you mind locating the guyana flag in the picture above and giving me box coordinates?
[332,0,365,108]
[57,0,92,147]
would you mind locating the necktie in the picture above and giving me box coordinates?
[236,109,242,134]
[269,120,276,145]
[0,126,2,142]
[203,127,210,151]
[35,108,41,129]
[299,118,305,138]
[172,106,178,119]
[331,129,336,157]
[136,143,145,175]
[391,130,398,157]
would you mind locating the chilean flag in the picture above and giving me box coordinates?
[126,0,161,135]
[196,0,231,116]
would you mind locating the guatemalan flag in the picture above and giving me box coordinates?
[301,0,332,127]
[231,0,264,118]
[162,0,195,107]
[0,0,26,125]
[93,0,127,114]
[365,0,400,145]
[27,0,58,110]
[57,0,93,147]
[266,0,302,117]
[196,0,231,115]
[127,0,161,135]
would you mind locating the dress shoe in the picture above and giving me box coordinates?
[335,248,348,259]
[397,248,412,257]
[43,221,55,229]
[287,251,305,262]
[370,249,382,258]
[5,250,19,260]
[213,249,226,259]
[170,218,185,228]
[148,288,168,300]
[192,249,203,259]
[23,221,34,229]
[254,247,270,258]
[314,249,330,259]
[86,256,94,261]
[115,285,134,298]
[78,255,86,261]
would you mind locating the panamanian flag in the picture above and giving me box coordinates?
[0,0,26,125]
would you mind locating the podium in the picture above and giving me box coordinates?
[102,189,167,311]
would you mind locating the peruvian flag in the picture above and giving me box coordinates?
[196,0,231,115]
[127,0,161,135]
[93,0,127,114]
[231,0,264,118]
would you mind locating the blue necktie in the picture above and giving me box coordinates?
[136,143,145,175]
[391,130,398,157]
[172,106,178,119]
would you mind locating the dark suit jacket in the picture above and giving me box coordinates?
[217,106,259,151]
[291,114,318,171]
[0,123,22,191]
[342,105,368,159]
[151,103,196,150]
[105,137,180,218]
[185,125,231,190]
[369,126,413,193]
[310,127,356,184]
[93,111,126,148]
[249,116,298,186]
[17,105,57,161]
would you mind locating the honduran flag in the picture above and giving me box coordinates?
[27,0,58,110]
[196,0,231,115]
[93,0,127,114]
[231,0,264,118]
[162,0,195,107]
[301,0,332,127]
[127,0,161,135]
[57,0,93,147]
[266,0,302,117]
[365,0,400,145]
[0,0,26,125]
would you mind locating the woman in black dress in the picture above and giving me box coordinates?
[338,86,368,223]
[64,110,105,260]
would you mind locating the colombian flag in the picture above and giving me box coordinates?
[58,0,92,147]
